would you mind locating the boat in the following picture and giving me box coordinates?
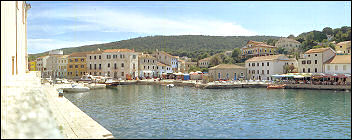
[166,84,174,88]
[267,84,286,89]
[61,84,90,92]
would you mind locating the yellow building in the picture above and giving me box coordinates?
[29,61,36,71]
[67,52,88,79]
[335,41,351,54]
[240,40,277,59]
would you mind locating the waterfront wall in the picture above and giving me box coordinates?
[132,80,351,91]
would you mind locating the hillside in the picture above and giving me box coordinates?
[29,35,279,61]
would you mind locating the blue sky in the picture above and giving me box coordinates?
[27,1,351,54]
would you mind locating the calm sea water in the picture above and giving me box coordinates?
[64,85,351,139]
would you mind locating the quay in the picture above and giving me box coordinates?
[109,79,351,91]
[43,84,114,139]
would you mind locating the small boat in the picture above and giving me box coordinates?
[166,84,174,88]
[267,84,286,89]
[61,84,90,92]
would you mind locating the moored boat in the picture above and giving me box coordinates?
[61,84,90,92]
[267,84,286,89]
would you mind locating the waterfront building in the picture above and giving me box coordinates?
[154,50,178,72]
[240,40,277,59]
[298,48,335,73]
[245,54,297,80]
[138,53,157,78]
[86,48,104,76]
[29,61,36,71]
[45,50,64,78]
[324,55,351,74]
[178,59,186,73]
[185,62,198,72]
[35,55,49,77]
[335,41,351,54]
[209,64,247,81]
[56,55,69,78]
[156,62,173,77]
[198,57,211,68]
[1,1,31,84]
[275,37,301,52]
[67,52,88,79]
[180,56,192,62]
[101,49,138,80]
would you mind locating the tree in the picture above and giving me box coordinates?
[322,27,333,35]
[284,64,295,73]
[210,55,222,66]
[287,34,295,39]
[231,48,241,63]
[277,47,287,54]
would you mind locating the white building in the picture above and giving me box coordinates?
[1,1,31,85]
[56,55,69,78]
[138,53,157,78]
[324,55,351,74]
[154,50,178,72]
[35,55,49,77]
[101,49,139,80]
[298,48,335,73]
[245,54,298,80]
[86,48,104,76]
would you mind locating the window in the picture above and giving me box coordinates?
[121,72,124,77]
[133,55,136,59]
[90,64,92,70]
[308,55,310,57]
[75,65,78,68]
[70,59,73,62]
[249,70,250,73]
[94,64,96,70]
[121,63,124,68]
[81,65,84,68]
[307,60,311,64]
[315,54,317,56]
[108,63,110,68]
[99,64,101,70]
[303,68,305,72]
[75,59,78,62]
[252,70,255,74]
[257,70,259,74]
[262,63,264,66]
[267,70,269,74]
[133,64,136,69]
[99,55,101,59]
[94,56,96,59]
[81,59,84,62]
[257,63,259,66]
[90,56,92,60]
[114,63,117,69]
[267,62,269,66]
[249,63,250,67]
[144,66,146,69]
[315,68,317,73]
[308,68,310,73]
[120,54,123,59]
[302,61,306,64]
[107,55,111,59]
[252,63,255,66]
[340,46,342,48]
[69,65,73,68]
[315,60,317,64]
[262,70,264,74]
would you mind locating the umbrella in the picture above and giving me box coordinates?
[294,75,304,78]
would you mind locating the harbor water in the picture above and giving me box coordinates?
[64,85,351,139]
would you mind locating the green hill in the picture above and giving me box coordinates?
[29,35,279,61]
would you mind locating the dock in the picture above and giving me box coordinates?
[43,85,114,139]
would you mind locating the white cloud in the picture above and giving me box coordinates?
[29,6,257,36]
[28,38,106,54]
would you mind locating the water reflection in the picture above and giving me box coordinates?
[64,85,351,139]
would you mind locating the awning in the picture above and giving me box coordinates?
[141,70,153,73]
[294,75,305,78]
